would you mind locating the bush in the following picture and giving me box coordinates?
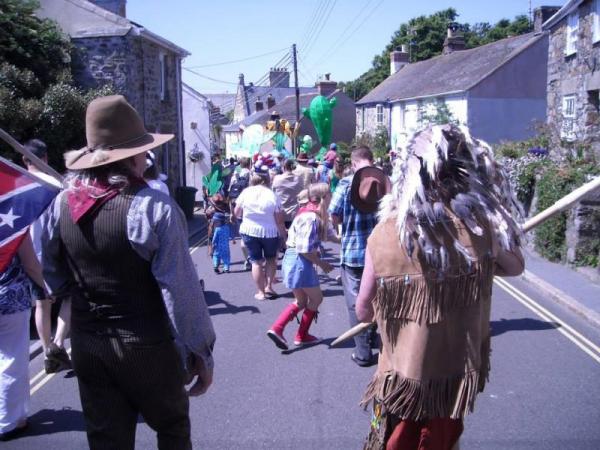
[534,159,600,264]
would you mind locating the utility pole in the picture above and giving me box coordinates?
[292,44,300,155]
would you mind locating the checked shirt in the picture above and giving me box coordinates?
[328,175,378,268]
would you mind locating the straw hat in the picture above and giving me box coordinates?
[65,95,174,170]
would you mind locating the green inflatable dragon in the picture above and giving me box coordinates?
[302,95,337,161]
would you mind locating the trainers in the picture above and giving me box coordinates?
[351,352,378,367]
[45,344,71,374]
[293,334,322,347]
[214,267,221,274]
[244,259,252,271]
[223,269,230,274]
[267,330,289,350]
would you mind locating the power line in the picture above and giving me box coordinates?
[185,46,290,69]
[299,0,329,51]
[183,68,239,85]
[307,0,384,74]
[302,0,337,59]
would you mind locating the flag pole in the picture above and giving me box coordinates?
[330,176,600,348]
[0,128,64,183]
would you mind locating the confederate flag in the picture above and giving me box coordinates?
[0,156,60,272]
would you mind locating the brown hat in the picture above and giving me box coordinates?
[65,95,174,170]
[350,166,391,213]
[296,152,309,163]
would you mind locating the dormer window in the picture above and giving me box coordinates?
[565,11,579,56]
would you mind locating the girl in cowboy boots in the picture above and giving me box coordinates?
[267,183,339,350]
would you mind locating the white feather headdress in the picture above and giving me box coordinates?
[379,124,522,271]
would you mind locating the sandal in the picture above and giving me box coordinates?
[254,293,267,301]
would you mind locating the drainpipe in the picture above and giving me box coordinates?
[175,56,186,186]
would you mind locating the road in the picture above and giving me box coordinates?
[6,238,600,449]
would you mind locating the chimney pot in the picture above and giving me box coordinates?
[443,23,465,54]
[269,67,289,88]
[255,96,264,112]
[534,6,561,32]
[318,74,337,96]
[390,47,409,75]
[267,94,276,109]
[88,0,127,17]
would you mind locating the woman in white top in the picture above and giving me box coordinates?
[234,170,287,300]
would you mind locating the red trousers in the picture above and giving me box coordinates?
[385,418,463,450]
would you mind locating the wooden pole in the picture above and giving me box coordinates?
[292,43,300,156]
[0,128,64,182]
[329,176,600,348]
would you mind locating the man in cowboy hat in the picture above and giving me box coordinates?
[293,151,316,189]
[328,146,390,367]
[41,95,215,449]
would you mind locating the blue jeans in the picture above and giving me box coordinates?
[340,264,374,361]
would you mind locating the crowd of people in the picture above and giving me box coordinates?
[0,94,526,450]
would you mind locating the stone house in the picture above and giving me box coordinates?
[543,0,600,155]
[36,0,190,193]
[356,25,550,150]
[543,1,600,267]
[223,76,355,157]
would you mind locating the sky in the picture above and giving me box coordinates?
[127,0,564,94]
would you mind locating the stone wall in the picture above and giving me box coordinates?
[547,0,600,159]
[547,2,600,271]
[356,105,390,137]
[71,34,183,192]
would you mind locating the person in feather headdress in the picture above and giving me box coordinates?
[355,124,525,450]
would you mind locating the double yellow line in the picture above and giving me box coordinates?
[494,277,600,365]
[30,231,208,395]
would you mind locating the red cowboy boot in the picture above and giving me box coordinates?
[267,303,300,350]
[294,309,321,346]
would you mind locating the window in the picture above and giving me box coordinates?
[561,95,577,141]
[159,52,167,101]
[594,0,600,43]
[361,108,365,132]
[376,104,384,125]
[565,11,579,56]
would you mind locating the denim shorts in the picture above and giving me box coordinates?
[241,234,280,262]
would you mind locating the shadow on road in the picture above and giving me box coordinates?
[21,408,86,437]
[204,290,260,316]
[490,318,560,337]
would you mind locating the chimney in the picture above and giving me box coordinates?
[534,6,561,32]
[443,22,466,55]
[238,73,245,86]
[390,45,409,75]
[267,94,276,109]
[255,97,264,112]
[318,73,337,96]
[88,0,126,17]
[269,68,290,88]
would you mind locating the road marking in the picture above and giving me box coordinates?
[30,348,73,395]
[30,231,209,394]
[495,278,600,364]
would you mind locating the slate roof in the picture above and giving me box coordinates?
[223,92,323,132]
[239,85,317,116]
[356,32,546,105]
[37,0,189,56]
[205,94,236,112]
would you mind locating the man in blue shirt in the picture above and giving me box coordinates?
[328,146,389,366]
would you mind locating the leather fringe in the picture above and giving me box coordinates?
[360,358,491,421]
[374,259,494,332]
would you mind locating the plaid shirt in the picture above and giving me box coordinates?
[328,175,378,268]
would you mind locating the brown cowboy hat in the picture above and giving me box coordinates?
[350,166,391,213]
[296,152,309,163]
[65,95,174,170]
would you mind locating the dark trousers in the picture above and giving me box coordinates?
[340,264,374,361]
[71,331,191,450]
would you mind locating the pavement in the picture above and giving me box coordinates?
[521,249,600,329]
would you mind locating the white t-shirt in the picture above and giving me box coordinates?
[29,171,62,262]
[236,185,281,238]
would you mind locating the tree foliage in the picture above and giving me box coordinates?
[342,9,532,101]
[0,0,114,170]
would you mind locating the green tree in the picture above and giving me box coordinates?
[0,0,113,170]
[418,100,458,127]
[343,10,532,101]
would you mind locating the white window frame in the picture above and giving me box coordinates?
[376,104,384,125]
[159,52,166,101]
[565,11,579,56]
[593,0,600,44]
[561,95,577,141]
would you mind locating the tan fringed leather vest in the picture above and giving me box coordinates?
[362,216,496,420]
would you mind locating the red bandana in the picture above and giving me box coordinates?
[297,202,320,216]
[67,178,146,223]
